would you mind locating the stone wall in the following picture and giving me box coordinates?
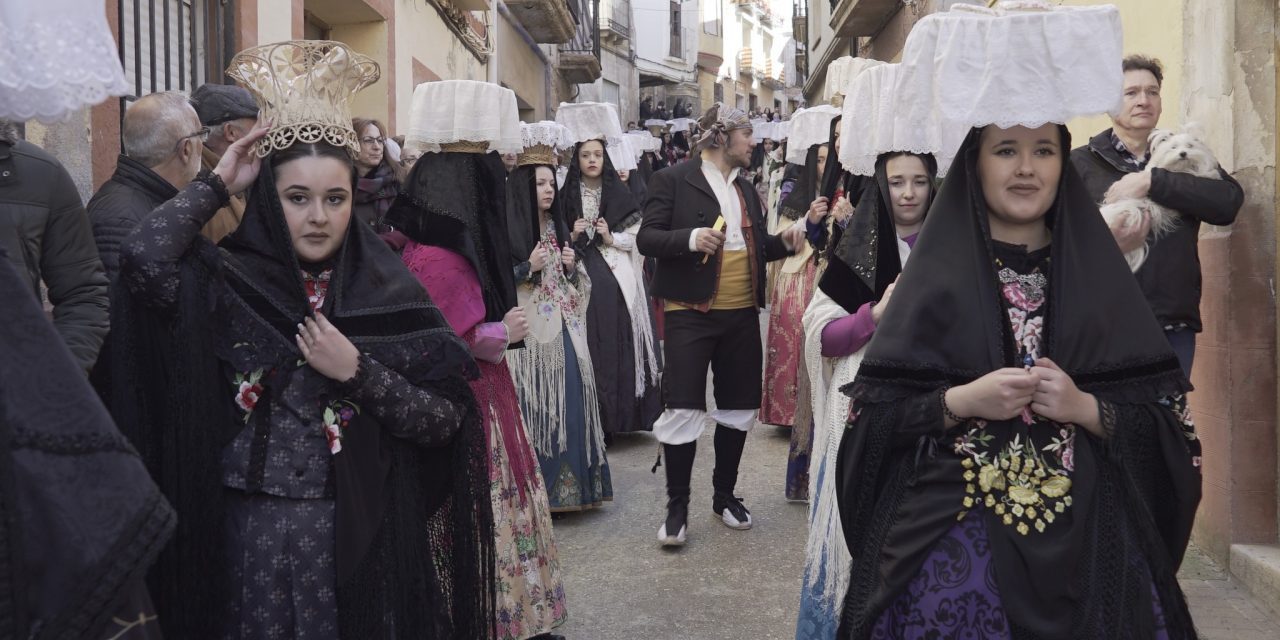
[1181,0,1278,563]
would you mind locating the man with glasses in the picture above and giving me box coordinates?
[89,91,208,282]
[191,83,259,242]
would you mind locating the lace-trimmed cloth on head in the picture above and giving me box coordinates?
[838,62,965,178]
[0,0,130,123]
[784,105,839,164]
[403,80,523,155]
[893,2,1124,132]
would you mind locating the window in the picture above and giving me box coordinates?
[669,1,682,58]
[120,0,211,96]
[603,80,621,109]
[702,0,721,35]
[714,82,724,104]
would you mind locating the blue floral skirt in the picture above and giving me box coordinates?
[537,327,613,512]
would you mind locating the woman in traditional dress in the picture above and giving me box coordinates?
[794,150,936,640]
[834,122,1202,639]
[509,150,612,512]
[560,137,663,437]
[351,117,405,233]
[103,42,494,639]
[385,86,569,637]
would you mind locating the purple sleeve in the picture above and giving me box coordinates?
[820,302,877,358]
[470,322,510,364]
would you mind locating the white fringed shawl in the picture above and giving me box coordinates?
[800,236,912,609]
[508,258,607,462]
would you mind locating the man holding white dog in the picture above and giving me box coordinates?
[1071,54,1244,378]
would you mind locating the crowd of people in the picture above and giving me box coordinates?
[0,2,1246,639]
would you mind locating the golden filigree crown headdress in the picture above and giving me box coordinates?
[226,40,380,157]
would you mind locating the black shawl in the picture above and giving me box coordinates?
[384,150,517,325]
[507,163,571,269]
[834,127,1200,640]
[560,140,642,232]
[814,116,870,256]
[0,251,174,639]
[101,162,495,639]
[779,144,822,221]
[817,152,937,314]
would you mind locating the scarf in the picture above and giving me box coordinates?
[779,144,822,221]
[385,151,518,325]
[559,141,642,232]
[818,152,937,315]
[355,163,400,230]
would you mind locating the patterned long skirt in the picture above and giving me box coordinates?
[761,261,818,427]
[222,493,337,639]
[869,514,1172,639]
[473,360,570,640]
[534,328,613,512]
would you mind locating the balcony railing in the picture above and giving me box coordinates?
[558,0,602,84]
[599,0,630,42]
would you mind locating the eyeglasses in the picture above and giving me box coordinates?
[360,136,386,147]
[172,126,210,154]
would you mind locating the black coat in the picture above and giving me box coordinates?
[1070,129,1244,332]
[0,127,109,372]
[638,158,790,307]
[88,155,178,282]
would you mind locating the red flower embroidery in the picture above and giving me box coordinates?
[236,381,263,412]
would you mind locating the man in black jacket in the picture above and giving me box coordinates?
[638,103,804,547]
[1070,55,1244,378]
[0,121,109,373]
[89,91,205,281]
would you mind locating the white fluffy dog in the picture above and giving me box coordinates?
[1099,128,1221,271]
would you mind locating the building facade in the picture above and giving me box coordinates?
[25,0,632,199]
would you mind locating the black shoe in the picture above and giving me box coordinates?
[658,495,689,546]
[712,491,752,530]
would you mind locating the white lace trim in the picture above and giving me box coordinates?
[784,104,840,164]
[521,121,575,151]
[608,136,638,171]
[404,80,523,154]
[555,101,623,146]
[838,63,964,177]
[0,5,128,123]
[624,131,661,153]
[895,3,1124,132]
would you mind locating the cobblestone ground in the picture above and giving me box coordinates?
[550,425,1280,639]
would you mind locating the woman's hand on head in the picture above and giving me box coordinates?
[213,118,271,195]
[296,313,361,382]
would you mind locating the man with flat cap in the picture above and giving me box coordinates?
[191,82,259,241]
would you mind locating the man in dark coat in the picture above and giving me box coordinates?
[1070,55,1244,377]
[89,91,205,281]
[0,121,109,373]
[638,103,804,547]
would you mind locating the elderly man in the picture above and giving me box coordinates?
[1070,55,1244,378]
[89,91,207,281]
[191,83,258,241]
[638,103,805,547]
[0,121,109,373]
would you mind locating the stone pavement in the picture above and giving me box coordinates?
[550,423,1280,639]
